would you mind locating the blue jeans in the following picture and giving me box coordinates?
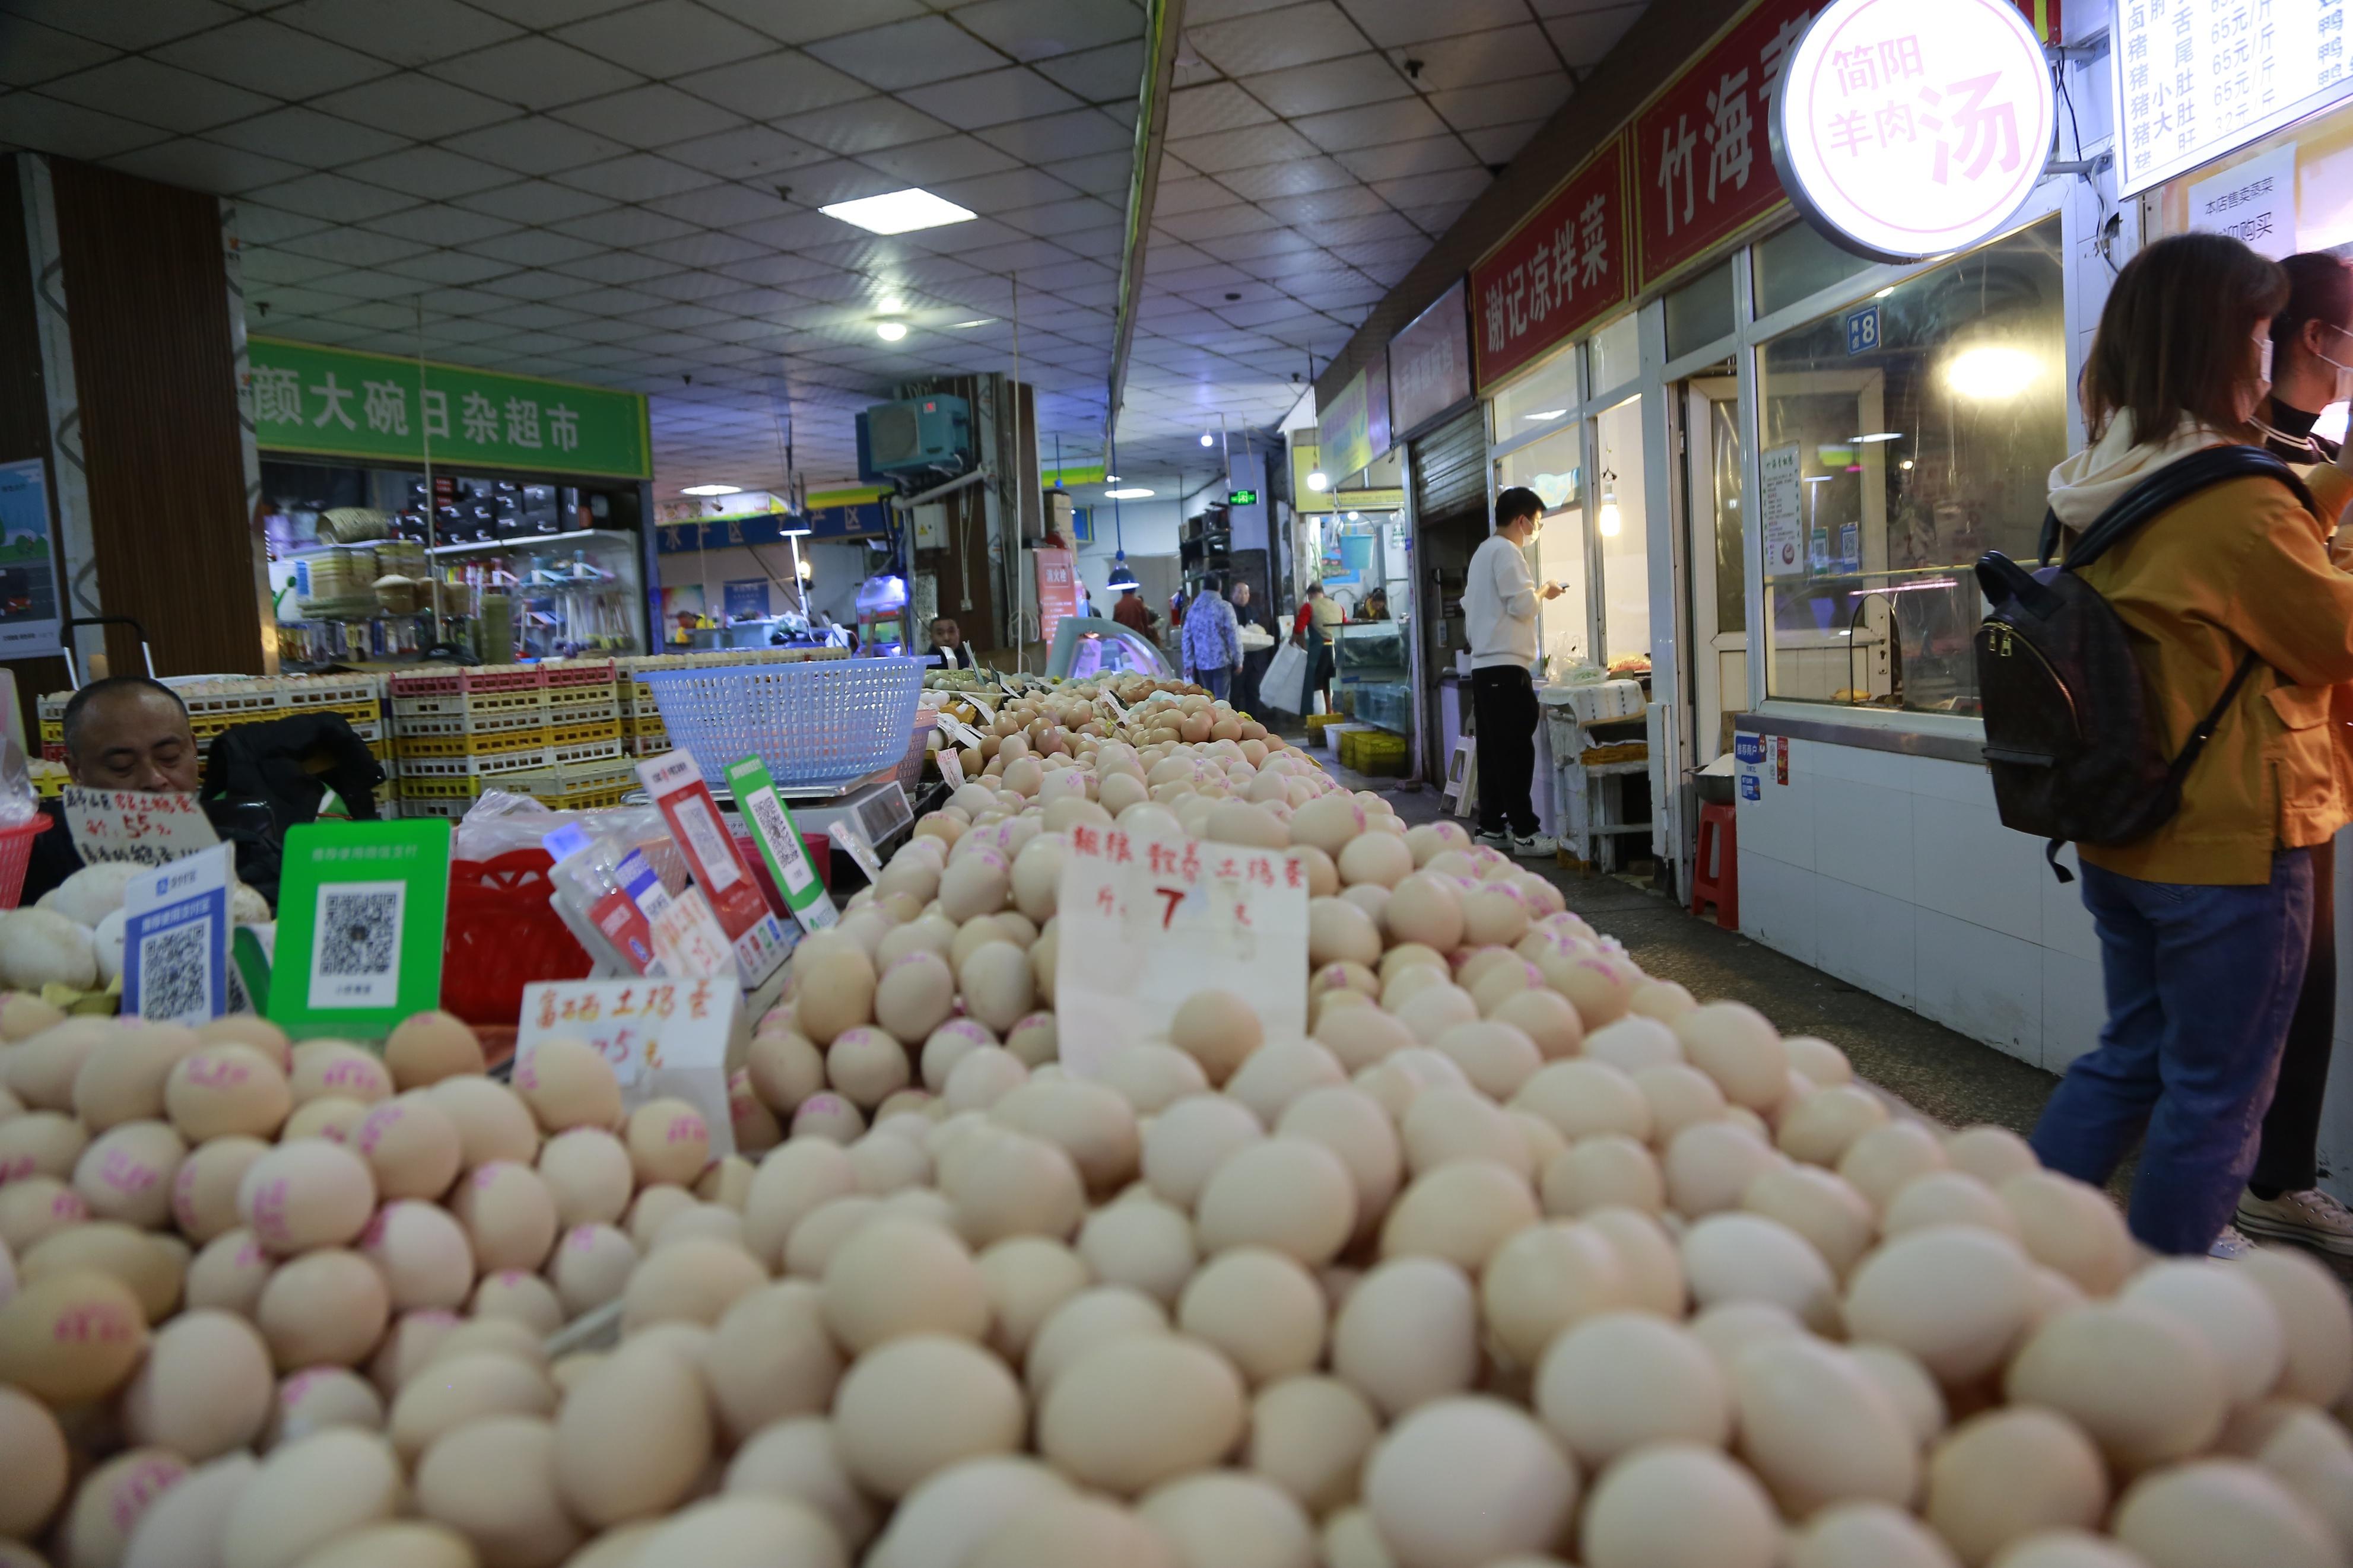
[1195,665,1230,700]
[2031,850,2311,1255]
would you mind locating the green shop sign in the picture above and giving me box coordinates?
[248,336,651,480]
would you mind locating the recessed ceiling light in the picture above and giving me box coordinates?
[875,322,907,341]
[680,484,741,496]
[1104,473,1120,482]
[1104,487,1155,499]
[1199,432,1214,446]
[821,187,977,235]
[1306,471,1329,491]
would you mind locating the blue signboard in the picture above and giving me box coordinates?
[656,500,890,554]
[1734,733,1763,765]
[723,579,769,622]
[1843,304,1881,356]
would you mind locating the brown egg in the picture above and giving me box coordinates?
[555,1340,713,1528]
[358,1200,476,1312]
[707,1280,843,1443]
[1838,1120,1950,1212]
[21,1220,184,1321]
[74,1118,187,1228]
[1481,1220,1630,1369]
[0,991,66,1042]
[1844,1224,2034,1385]
[390,1353,557,1464]
[383,1011,487,1090]
[430,1077,544,1170]
[538,1128,634,1227]
[1924,1407,2108,1567]
[74,1024,199,1132]
[424,1314,548,1376]
[256,1249,389,1370]
[1197,1137,1357,1266]
[268,1366,388,1447]
[450,1160,559,1273]
[833,1333,1027,1499]
[550,1223,637,1318]
[0,1174,87,1255]
[166,1045,291,1143]
[0,1110,87,1189]
[1168,989,1262,1084]
[1998,1171,2133,1296]
[1380,1160,1538,1271]
[186,1228,273,1316]
[415,1413,582,1568]
[287,1041,393,1107]
[624,1098,712,1187]
[239,1140,377,1254]
[622,1235,765,1331]
[351,1093,464,1202]
[220,1429,403,1568]
[65,1446,189,1568]
[1332,1256,1481,1418]
[0,1383,68,1538]
[822,1213,989,1351]
[2006,1300,2228,1472]
[513,1038,623,1134]
[120,1308,274,1461]
[5,1017,116,1110]
[193,1013,290,1067]
[0,1267,149,1403]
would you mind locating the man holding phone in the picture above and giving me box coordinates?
[1466,487,1561,858]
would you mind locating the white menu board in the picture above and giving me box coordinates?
[2115,0,2353,196]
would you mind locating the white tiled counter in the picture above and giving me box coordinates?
[1733,710,2353,1203]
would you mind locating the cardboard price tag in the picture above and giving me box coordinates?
[1053,825,1309,1077]
[516,978,738,1156]
[63,788,220,868]
[637,749,790,986]
[122,843,233,1025]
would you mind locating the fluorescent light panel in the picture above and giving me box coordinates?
[820,187,977,236]
[680,484,741,496]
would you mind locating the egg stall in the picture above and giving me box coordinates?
[1,664,2350,1568]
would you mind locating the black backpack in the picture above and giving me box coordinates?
[1973,444,2314,883]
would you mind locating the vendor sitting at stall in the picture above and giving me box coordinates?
[928,616,980,670]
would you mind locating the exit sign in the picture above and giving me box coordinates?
[1227,489,1258,505]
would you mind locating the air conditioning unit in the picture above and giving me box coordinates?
[858,394,971,478]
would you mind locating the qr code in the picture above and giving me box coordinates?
[136,922,212,1023]
[747,790,812,894]
[307,880,405,1010]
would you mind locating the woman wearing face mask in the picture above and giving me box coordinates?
[2228,252,2353,1257]
[2028,234,2353,1259]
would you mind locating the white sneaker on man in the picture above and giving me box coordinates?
[1476,829,1514,852]
[1511,832,1558,860]
[2208,1223,2258,1261]
[2235,1187,2353,1255]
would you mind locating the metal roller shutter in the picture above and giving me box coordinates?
[1410,405,1488,527]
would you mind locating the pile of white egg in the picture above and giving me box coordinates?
[0,688,2347,1568]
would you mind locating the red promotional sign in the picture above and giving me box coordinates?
[1635,0,1817,289]
[1471,134,1632,392]
[1034,547,1078,647]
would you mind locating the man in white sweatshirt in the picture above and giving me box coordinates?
[1465,486,1561,857]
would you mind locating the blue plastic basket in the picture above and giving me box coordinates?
[642,657,926,789]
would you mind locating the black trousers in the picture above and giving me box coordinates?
[2252,838,2337,1194]
[1471,665,1539,838]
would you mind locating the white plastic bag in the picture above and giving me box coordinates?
[1261,641,1309,714]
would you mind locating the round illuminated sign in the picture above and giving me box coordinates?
[1769,0,2055,263]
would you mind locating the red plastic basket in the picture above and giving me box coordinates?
[441,847,593,1028]
[0,815,52,910]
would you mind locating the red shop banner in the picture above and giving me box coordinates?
[1634,0,1818,289]
[1471,133,1631,392]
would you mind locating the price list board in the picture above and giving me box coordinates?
[2116,0,2353,195]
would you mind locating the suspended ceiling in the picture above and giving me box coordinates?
[0,0,1646,502]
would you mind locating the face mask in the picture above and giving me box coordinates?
[2246,334,2275,424]
[2316,325,2353,404]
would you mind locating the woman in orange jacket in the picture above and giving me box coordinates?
[2032,233,2353,1257]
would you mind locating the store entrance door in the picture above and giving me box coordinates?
[1678,373,1745,767]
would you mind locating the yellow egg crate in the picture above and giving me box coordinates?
[396,726,551,762]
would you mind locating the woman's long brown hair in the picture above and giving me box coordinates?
[2081,233,2287,446]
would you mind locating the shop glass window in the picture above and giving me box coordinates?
[1756,217,2067,716]
[1497,426,1590,676]
[1752,218,1875,319]
[1590,313,1641,395]
[1593,394,1650,673]
[1665,259,1736,361]
[1493,343,1580,437]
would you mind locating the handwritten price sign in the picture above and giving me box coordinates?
[1054,824,1308,1077]
[62,788,220,867]
[516,978,739,1156]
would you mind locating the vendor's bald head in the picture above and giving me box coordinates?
[62,676,198,793]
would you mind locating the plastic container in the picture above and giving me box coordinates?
[442,847,594,1025]
[643,657,925,788]
[0,815,52,909]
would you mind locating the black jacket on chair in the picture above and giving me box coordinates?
[200,713,386,904]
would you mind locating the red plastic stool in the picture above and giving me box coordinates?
[1690,799,1739,929]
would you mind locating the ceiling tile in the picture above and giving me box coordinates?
[1030,39,1145,102]
[243,170,421,222]
[380,250,519,285]
[1341,0,1532,45]
[1406,25,1564,91]
[1042,148,1133,195]
[671,50,870,119]
[554,0,775,79]
[695,0,929,44]
[1402,199,1472,234]
[1461,120,1544,166]
[344,145,518,200]
[658,123,831,182]
[1153,176,1239,217]
[269,0,523,65]
[361,202,520,245]
[726,209,862,251]
[1167,122,1317,174]
[973,106,1132,163]
[442,116,628,176]
[152,17,393,96]
[1543,0,1643,65]
[427,36,640,111]
[463,228,607,265]
[953,0,1143,62]
[1335,133,1475,183]
[478,270,604,300]
[1166,82,1274,139]
[746,158,903,208]
[43,58,275,135]
[1426,74,1571,132]
[451,180,616,225]
[1193,226,1318,262]
[8,0,240,49]
[209,105,406,167]
[1215,157,1358,201]
[1155,205,1273,243]
[555,153,720,203]
[900,66,1084,131]
[1263,183,1391,220]
[463,0,639,27]
[995,195,1123,237]
[1239,52,1411,118]
[641,181,788,227]
[1185,2,1364,77]
[550,253,681,285]
[1290,95,1447,152]
[328,74,519,139]
[241,249,344,285]
[0,20,115,88]
[231,202,335,244]
[930,165,1082,213]
[635,255,761,288]
[548,206,703,246]
[859,135,1022,186]
[775,97,952,157]
[103,138,306,194]
[278,225,431,266]
[551,84,742,146]
[804,15,1011,91]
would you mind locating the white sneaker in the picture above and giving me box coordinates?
[1475,829,1514,851]
[2235,1187,2353,1256]
[1511,833,1559,860]
[2208,1223,2257,1261]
